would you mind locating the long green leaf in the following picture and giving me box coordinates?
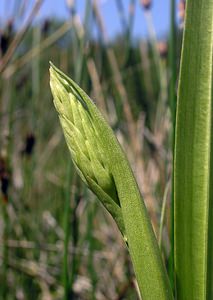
[174,0,213,299]
[207,68,213,299]
[50,63,173,299]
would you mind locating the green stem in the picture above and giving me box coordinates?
[111,160,173,299]
[169,0,177,125]
[63,160,72,300]
[159,182,170,251]
[1,204,9,299]
[69,178,81,292]
[168,0,176,291]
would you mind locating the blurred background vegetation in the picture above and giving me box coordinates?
[0,0,184,299]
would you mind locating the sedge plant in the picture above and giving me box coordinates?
[49,0,213,298]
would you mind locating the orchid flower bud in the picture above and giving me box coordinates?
[49,62,125,235]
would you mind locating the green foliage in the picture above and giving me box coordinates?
[174,0,213,299]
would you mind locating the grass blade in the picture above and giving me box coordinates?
[168,0,177,290]
[207,70,213,299]
[174,0,213,298]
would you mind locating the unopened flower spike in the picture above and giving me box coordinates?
[49,62,125,236]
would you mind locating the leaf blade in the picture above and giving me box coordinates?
[174,0,213,298]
